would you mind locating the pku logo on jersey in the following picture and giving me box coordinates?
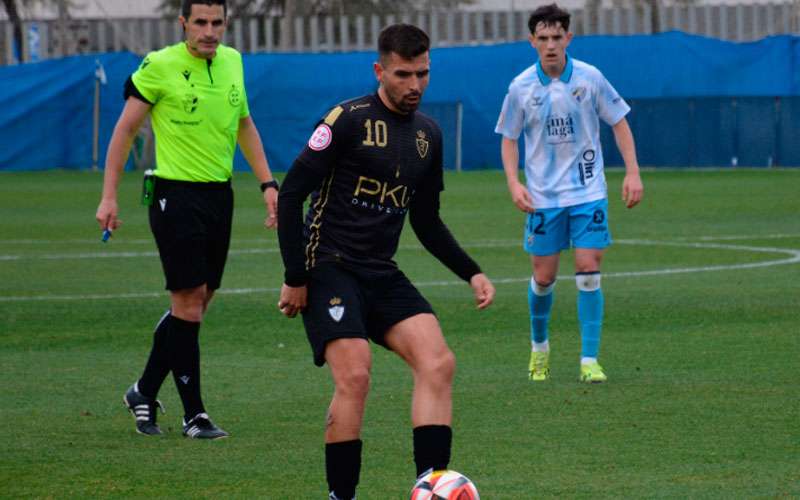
[309,124,333,151]
[529,95,544,107]
[572,87,587,103]
[353,176,410,212]
[328,297,344,322]
[545,114,575,144]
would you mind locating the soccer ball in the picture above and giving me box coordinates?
[410,469,480,500]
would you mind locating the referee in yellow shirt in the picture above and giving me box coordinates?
[95,0,277,439]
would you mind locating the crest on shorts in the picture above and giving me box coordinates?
[416,130,429,159]
[328,297,344,322]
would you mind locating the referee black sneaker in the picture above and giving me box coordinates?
[123,383,164,436]
[182,413,229,440]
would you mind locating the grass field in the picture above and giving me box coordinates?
[1,169,798,498]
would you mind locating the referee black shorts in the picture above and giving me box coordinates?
[149,177,233,292]
[301,263,435,367]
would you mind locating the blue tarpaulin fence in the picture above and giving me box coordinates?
[1,31,799,172]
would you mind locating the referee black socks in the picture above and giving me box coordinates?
[413,425,452,476]
[326,439,362,500]
[137,310,172,399]
[168,315,205,419]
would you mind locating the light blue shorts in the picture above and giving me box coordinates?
[523,198,612,256]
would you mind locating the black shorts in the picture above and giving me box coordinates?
[149,178,233,291]
[301,264,435,366]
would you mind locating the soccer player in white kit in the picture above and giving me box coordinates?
[495,3,643,383]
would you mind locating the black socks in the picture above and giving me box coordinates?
[413,425,452,476]
[168,315,204,420]
[326,439,362,500]
[137,311,172,399]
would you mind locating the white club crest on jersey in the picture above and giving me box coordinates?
[309,124,333,151]
[159,198,167,211]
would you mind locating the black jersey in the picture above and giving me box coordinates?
[296,93,444,274]
[278,93,481,287]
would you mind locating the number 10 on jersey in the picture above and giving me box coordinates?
[363,119,388,147]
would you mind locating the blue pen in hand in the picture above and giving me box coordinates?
[102,229,112,243]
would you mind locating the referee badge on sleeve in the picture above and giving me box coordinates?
[328,297,344,322]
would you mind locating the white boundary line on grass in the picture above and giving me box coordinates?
[1,233,800,261]
[1,239,798,303]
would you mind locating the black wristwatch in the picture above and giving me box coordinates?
[260,180,279,192]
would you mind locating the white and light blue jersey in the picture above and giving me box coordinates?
[495,56,629,209]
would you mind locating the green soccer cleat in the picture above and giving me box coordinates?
[528,351,550,381]
[579,361,607,383]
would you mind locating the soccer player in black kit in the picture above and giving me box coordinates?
[277,24,496,499]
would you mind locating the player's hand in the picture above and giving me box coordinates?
[278,283,307,318]
[622,172,643,209]
[469,273,495,310]
[96,198,122,232]
[508,181,534,213]
[263,187,278,229]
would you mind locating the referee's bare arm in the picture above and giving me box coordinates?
[238,116,278,229]
[96,98,152,232]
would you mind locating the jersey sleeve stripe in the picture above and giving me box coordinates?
[324,106,344,126]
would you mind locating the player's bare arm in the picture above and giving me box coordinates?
[237,115,278,228]
[501,137,534,212]
[612,117,643,209]
[95,97,151,232]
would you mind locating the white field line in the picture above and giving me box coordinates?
[0,239,798,303]
[2,233,800,261]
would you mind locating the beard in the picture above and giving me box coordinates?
[390,91,422,113]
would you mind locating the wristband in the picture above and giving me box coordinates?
[260,180,279,192]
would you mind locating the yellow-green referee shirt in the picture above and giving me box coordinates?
[131,42,250,182]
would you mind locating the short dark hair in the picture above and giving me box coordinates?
[528,3,571,35]
[378,24,430,63]
[181,0,227,19]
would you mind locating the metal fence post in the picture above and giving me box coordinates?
[294,17,304,52]
[355,15,365,51]
[309,16,319,52]
[264,17,274,53]
[720,5,729,40]
[735,4,744,41]
[324,16,333,52]
[339,15,349,52]
[612,7,622,35]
